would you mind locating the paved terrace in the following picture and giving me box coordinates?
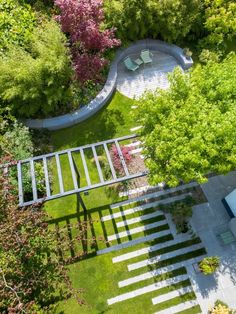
[189,171,236,313]
[117,51,183,99]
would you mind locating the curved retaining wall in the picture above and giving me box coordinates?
[24,39,193,130]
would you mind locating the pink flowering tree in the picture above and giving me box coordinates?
[110,144,132,175]
[54,0,121,83]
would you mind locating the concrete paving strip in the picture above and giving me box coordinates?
[153,299,199,314]
[107,274,189,305]
[129,147,143,155]
[111,182,198,209]
[116,210,164,228]
[124,141,142,148]
[113,234,193,263]
[102,194,190,222]
[130,126,143,132]
[107,220,168,242]
[118,255,206,287]
[118,183,165,197]
[152,286,193,305]
[128,243,204,271]
[97,230,171,255]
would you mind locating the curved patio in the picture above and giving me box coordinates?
[116,50,183,99]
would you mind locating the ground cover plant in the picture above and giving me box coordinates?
[199,256,220,275]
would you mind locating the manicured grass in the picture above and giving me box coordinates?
[44,91,204,313]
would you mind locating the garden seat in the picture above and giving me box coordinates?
[219,230,235,245]
[123,57,139,71]
[140,49,153,64]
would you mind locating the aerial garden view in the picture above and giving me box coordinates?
[0,0,236,313]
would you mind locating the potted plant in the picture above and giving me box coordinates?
[199,256,220,275]
[210,300,231,314]
[183,47,193,59]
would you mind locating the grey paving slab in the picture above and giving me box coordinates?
[107,274,189,305]
[116,210,164,228]
[128,243,204,271]
[111,182,198,209]
[118,255,205,288]
[152,286,193,305]
[113,234,193,263]
[117,51,183,99]
[187,172,236,313]
[103,193,191,222]
[97,229,171,255]
[154,300,198,314]
[107,219,167,242]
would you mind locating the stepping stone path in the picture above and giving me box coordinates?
[152,286,193,304]
[127,243,203,271]
[107,275,189,305]
[99,184,204,313]
[107,220,167,242]
[154,300,199,314]
[112,235,193,263]
[116,210,164,228]
[130,126,143,132]
[102,193,190,222]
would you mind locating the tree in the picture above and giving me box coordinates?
[0,162,80,313]
[199,0,236,53]
[0,20,73,118]
[199,256,220,275]
[135,53,236,186]
[55,0,120,83]
[104,0,202,43]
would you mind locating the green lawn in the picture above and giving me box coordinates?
[44,91,202,314]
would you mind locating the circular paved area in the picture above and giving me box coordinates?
[116,51,183,99]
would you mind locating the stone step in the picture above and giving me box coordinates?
[119,184,165,197]
[113,234,194,263]
[102,193,190,222]
[107,219,168,242]
[130,126,143,132]
[97,230,171,255]
[118,255,206,288]
[128,243,204,271]
[152,286,193,305]
[116,210,164,228]
[129,147,143,155]
[153,299,199,314]
[124,141,142,148]
[107,274,189,305]
[111,182,198,209]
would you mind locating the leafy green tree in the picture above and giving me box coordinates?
[135,53,236,186]
[0,20,73,118]
[104,0,202,43]
[199,0,236,53]
[0,0,36,50]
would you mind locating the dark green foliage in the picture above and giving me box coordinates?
[0,0,36,50]
[0,20,73,118]
[104,0,202,43]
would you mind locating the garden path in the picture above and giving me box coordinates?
[116,51,183,99]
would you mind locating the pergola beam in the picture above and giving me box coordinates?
[3,134,147,207]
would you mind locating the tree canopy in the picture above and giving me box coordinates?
[135,53,236,186]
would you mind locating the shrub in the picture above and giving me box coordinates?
[55,0,120,83]
[199,256,220,275]
[210,300,231,314]
[0,0,36,51]
[0,20,73,118]
[110,144,132,175]
[0,122,45,195]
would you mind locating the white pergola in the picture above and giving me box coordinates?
[2,134,147,207]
